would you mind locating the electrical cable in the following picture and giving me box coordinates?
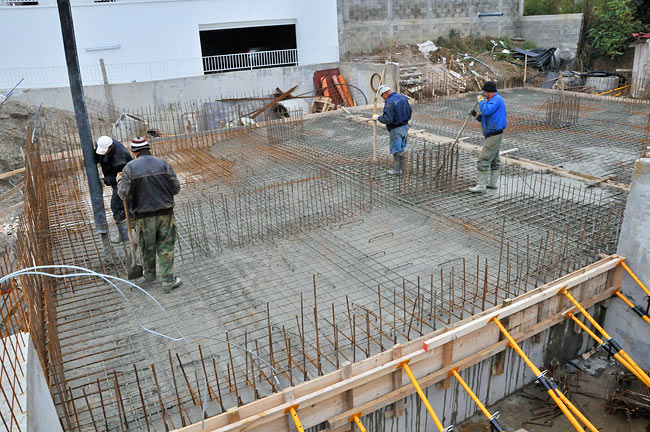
[1,264,284,428]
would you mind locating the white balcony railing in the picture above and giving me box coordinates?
[0,47,339,89]
[202,49,298,73]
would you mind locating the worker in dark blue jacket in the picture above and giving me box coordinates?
[95,136,132,242]
[468,81,507,193]
[372,85,412,175]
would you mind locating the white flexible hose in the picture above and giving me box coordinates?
[1,264,283,428]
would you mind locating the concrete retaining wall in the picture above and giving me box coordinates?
[338,0,522,57]
[381,317,593,429]
[337,0,583,59]
[520,13,583,53]
[606,158,650,370]
[6,62,398,113]
[0,333,62,432]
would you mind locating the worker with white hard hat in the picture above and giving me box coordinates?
[95,136,132,243]
[371,85,412,175]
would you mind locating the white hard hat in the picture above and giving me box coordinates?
[96,136,113,155]
[378,85,391,96]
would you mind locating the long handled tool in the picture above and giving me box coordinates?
[434,100,479,178]
[372,66,387,161]
[122,199,143,279]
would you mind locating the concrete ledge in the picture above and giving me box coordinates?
[520,13,583,22]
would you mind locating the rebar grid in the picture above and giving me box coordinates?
[407,88,649,185]
[2,88,634,431]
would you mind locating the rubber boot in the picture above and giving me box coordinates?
[388,154,400,175]
[468,171,488,193]
[487,169,499,189]
[111,221,129,244]
[163,277,182,293]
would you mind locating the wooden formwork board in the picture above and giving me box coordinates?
[179,255,625,432]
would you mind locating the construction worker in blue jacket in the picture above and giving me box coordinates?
[372,85,412,175]
[468,81,507,193]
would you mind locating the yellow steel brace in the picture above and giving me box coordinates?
[616,290,650,326]
[562,288,650,388]
[284,405,305,432]
[493,317,597,432]
[399,360,450,431]
[620,261,650,297]
[350,413,367,432]
[567,312,650,386]
[450,369,494,421]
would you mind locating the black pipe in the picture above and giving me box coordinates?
[56,0,108,234]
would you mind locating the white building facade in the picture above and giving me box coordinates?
[0,0,340,88]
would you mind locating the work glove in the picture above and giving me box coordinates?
[470,109,478,118]
[371,114,380,121]
[476,94,487,103]
[116,172,123,183]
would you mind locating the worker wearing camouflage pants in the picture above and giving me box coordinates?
[137,214,177,285]
[117,137,182,293]
[469,81,507,193]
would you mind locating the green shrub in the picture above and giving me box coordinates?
[587,0,642,58]
[524,0,582,15]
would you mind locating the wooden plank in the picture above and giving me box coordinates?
[327,283,620,429]
[586,174,616,188]
[400,128,628,192]
[179,257,623,432]
[437,341,454,389]
[391,344,404,417]
[340,362,353,431]
[423,255,623,351]
[180,349,428,432]
[0,167,25,180]
[0,181,23,202]
[249,85,298,119]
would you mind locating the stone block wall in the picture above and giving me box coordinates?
[520,14,583,52]
[338,0,522,57]
[337,0,582,59]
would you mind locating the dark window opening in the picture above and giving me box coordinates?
[200,24,297,74]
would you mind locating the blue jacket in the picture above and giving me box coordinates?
[378,92,412,130]
[476,93,507,137]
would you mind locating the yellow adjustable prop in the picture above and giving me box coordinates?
[450,369,505,431]
[562,288,650,388]
[567,312,649,386]
[399,360,451,431]
[284,405,305,432]
[620,261,650,296]
[493,317,597,432]
[616,290,650,326]
[350,413,368,432]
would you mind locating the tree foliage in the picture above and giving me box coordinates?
[524,0,581,15]
[587,0,642,58]
[525,0,648,62]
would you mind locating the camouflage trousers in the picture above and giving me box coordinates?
[135,214,177,283]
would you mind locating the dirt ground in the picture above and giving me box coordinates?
[0,99,78,252]
[459,352,650,431]
[348,37,525,95]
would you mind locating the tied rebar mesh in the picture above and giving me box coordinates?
[545,93,580,127]
[3,87,645,431]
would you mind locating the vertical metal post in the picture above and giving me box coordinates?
[56,0,108,235]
